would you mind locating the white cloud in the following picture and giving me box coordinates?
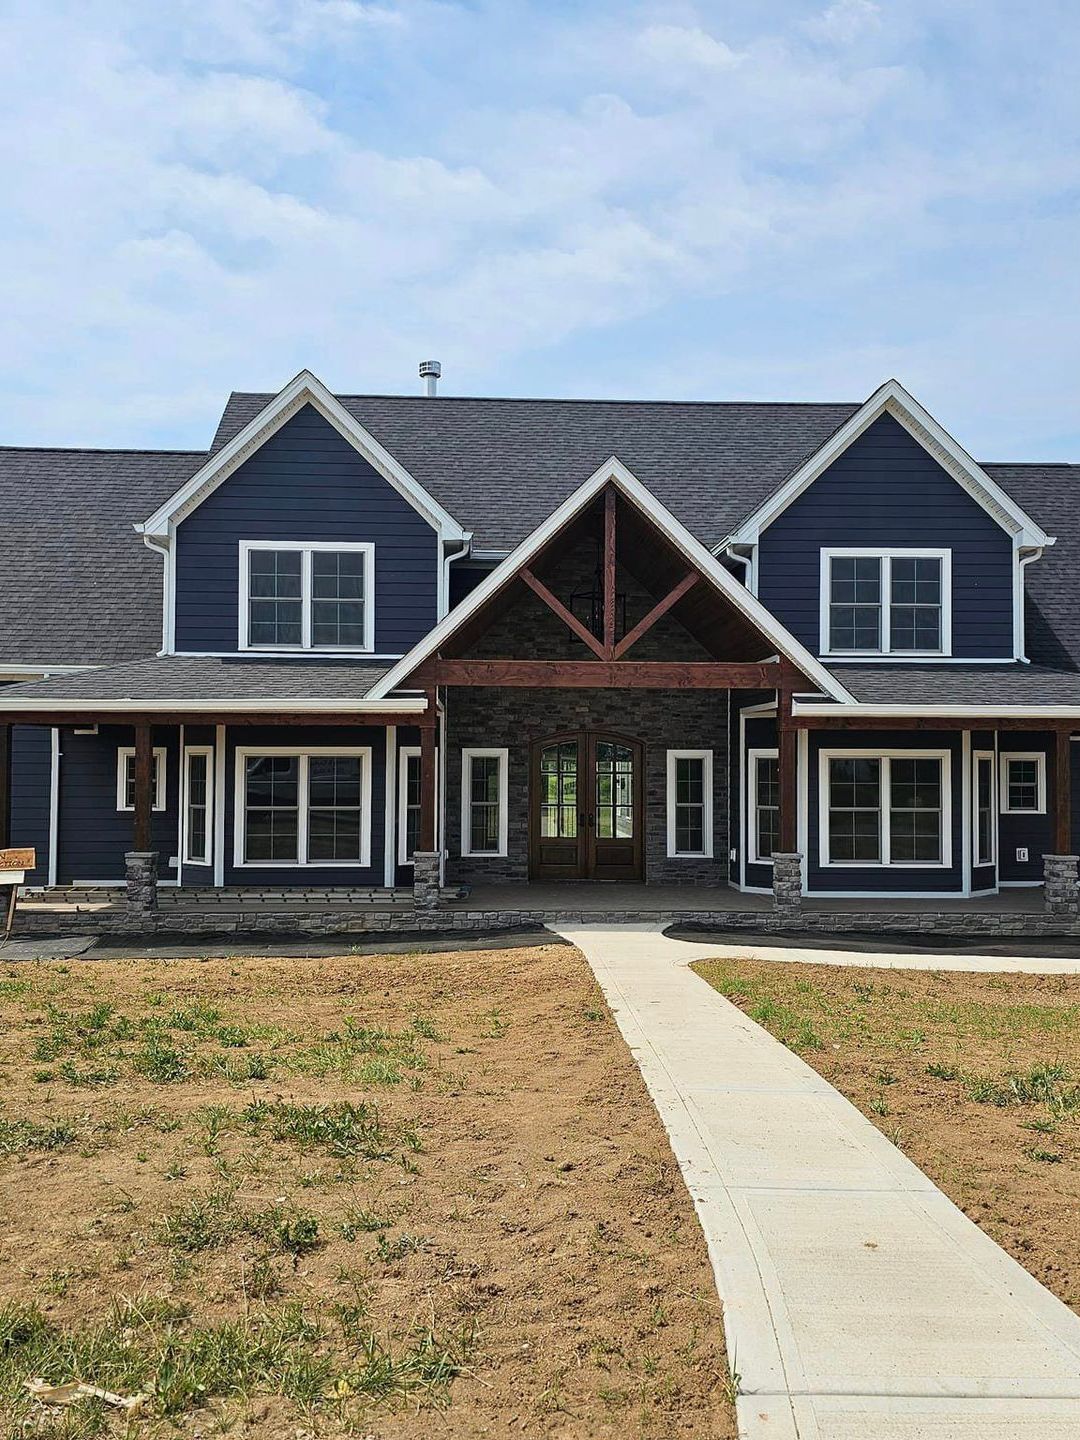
[805,0,882,45]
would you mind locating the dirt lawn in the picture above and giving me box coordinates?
[0,942,733,1438]
[692,954,1080,1310]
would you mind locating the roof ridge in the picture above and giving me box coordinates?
[0,445,207,457]
[229,392,862,410]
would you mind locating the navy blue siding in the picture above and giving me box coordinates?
[757,415,1015,659]
[175,406,439,654]
[224,725,388,887]
[807,730,965,893]
[10,726,51,884]
[999,732,1054,883]
[58,726,180,884]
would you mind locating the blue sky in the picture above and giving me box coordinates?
[2,0,1079,457]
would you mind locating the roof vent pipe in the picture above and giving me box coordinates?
[419,360,441,397]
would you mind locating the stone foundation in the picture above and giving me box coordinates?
[124,852,159,912]
[1043,854,1078,915]
[771,852,803,911]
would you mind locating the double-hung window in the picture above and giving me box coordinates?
[116,747,167,812]
[461,749,508,858]
[240,541,374,652]
[182,747,214,865]
[820,750,951,867]
[397,747,422,865]
[666,751,714,858]
[821,550,950,656]
[1000,753,1046,814]
[236,749,371,867]
[748,750,779,864]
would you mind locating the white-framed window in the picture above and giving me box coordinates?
[1000,752,1046,814]
[182,747,214,866]
[238,541,375,652]
[747,748,779,865]
[234,748,372,868]
[461,749,508,858]
[819,549,951,657]
[666,750,713,858]
[972,750,996,867]
[116,747,167,812]
[819,749,951,868]
[397,746,421,865]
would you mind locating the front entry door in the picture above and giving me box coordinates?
[530,731,644,881]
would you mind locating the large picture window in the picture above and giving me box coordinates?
[747,749,779,864]
[235,749,371,867]
[116,747,167,812]
[821,550,950,657]
[666,750,713,858]
[819,750,951,868]
[239,542,374,652]
[461,749,508,858]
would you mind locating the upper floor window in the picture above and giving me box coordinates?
[239,542,374,652]
[821,549,950,657]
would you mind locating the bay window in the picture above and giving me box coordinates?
[240,541,374,652]
[820,750,950,867]
[235,748,371,867]
[821,549,950,657]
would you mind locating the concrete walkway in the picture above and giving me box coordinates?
[559,924,1080,1440]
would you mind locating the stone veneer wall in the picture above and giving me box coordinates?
[444,686,730,886]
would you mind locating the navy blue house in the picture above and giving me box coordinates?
[2,369,1079,914]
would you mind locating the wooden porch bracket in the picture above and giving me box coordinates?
[612,572,700,660]
[132,722,153,853]
[519,566,607,659]
[424,659,780,689]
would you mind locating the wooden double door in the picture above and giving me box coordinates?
[529,731,644,882]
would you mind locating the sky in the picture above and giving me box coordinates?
[1,0,1079,458]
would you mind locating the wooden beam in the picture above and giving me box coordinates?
[777,673,797,852]
[1054,727,1072,854]
[418,693,437,852]
[0,724,10,850]
[429,659,778,689]
[603,486,617,656]
[519,566,606,659]
[133,723,152,852]
[612,572,700,659]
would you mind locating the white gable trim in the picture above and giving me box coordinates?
[725,379,1053,550]
[369,457,855,704]
[137,370,465,542]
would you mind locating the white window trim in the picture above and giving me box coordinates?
[233,746,372,869]
[819,548,952,659]
[818,748,952,869]
[747,748,778,867]
[182,746,214,866]
[972,749,997,867]
[238,540,375,654]
[461,748,509,859]
[116,747,167,812]
[397,746,421,866]
[999,751,1047,815]
[665,749,714,859]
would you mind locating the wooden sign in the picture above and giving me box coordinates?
[0,848,35,870]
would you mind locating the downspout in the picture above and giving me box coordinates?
[1017,545,1042,664]
[138,529,172,656]
[440,534,473,621]
[722,542,754,590]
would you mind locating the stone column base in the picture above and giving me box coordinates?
[772,852,803,911]
[1043,854,1078,916]
[125,851,159,912]
[412,851,443,913]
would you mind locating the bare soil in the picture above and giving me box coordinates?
[692,955,1080,1310]
[0,943,733,1438]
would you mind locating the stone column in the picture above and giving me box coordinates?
[412,851,443,914]
[125,851,159,912]
[1043,854,1078,916]
[772,852,803,912]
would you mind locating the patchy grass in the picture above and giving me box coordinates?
[0,949,732,1438]
[693,955,1080,1310]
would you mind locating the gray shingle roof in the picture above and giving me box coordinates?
[826,664,1080,708]
[0,656,391,705]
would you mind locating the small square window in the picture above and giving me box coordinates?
[1001,754,1046,814]
[116,748,167,812]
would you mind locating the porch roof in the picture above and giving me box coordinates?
[826,662,1080,710]
[0,656,423,716]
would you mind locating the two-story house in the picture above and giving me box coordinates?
[2,369,1078,920]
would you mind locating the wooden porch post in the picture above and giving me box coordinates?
[418,693,437,854]
[0,723,10,850]
[133,722,153,853]
[1053,726,1072,855]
